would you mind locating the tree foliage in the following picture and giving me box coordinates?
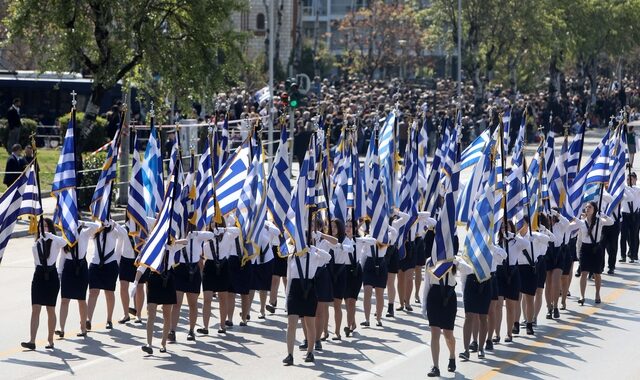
[3,0,247,124]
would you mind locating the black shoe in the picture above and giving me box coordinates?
[526,322,534,335]
[217,328,226,334]
[77,331,87,337]
[344,326,351,338]
[553,308,560,319]
[282,354,293,366]
[360,321,370,327]
[415,297,421,304]
[448,358,456,372]
[469,341,478,352]
[492,336,500,343]
[630,259,636,263]
[546,309,553,319]
[106,321,113,330]
[21,342,35,350]
[45,343,54,349]
[134,318,143,324]
[141,345,153,355]
[332,335,342,341]
[168,330,176,342]
[505,335,513,343]
[315,340,322,351]
[55,330,64,338]
[258,314,266,319]
[458,350,470,361]
[427,367,440,377]
[225,321,233,327]
[304,351,315,363]
[396,305,404,311]
[595,298,602,304]
[86,321,92,331]
[159,347,167,353]
[187,330,195,341]
[619,258,626,263]
[266,303,276,314]
[320,333,328,342]
[485,340,494,351]
[386,304,394,318]
[574,271,580,277]
[512,322,520,335]
[196,328,209,335]
[299,340,308,350]
[239,321,247,327]
[376,320,383,327]
[118,316,130,324]
[405,305,413,312]
[128,307,137,316]
[607,269,615,275]
[478,349,485,359]
[578,298,585,306]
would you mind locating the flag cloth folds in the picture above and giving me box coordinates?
[267,125,292,256]
[460,130,490,170]
[90,126,122,222]
[126,132,148,250]
[142,118,164,216]
[52,119,79,246]
[194,139,215,230]
[215,138,252,216]
[0,163,43,262]
[285,134,316,253]
[606,129,627,215]
[464,161,495,281]
[366,131,389,244]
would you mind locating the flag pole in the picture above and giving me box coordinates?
[322,122,333,236]
[498,113,511,261]
[106,100,126,221]
[30,133,44,237]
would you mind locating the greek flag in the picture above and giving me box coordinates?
[493,128,505,238]
[285,135,316,253]
[0,163,43,262]
[90,126,121,222]
[566,121,586,185]
[194,139,214,230]
[237,138,266,261]
[331,145,350,223]
[424,123,449,215]
[180,151,197,232]
[213,118,230,173]
[502,107,512,154]
[584,131,612,185]
[397,124,420,258]
[567,130,610,217]
[379,112,396,209]
[127,132,148,249]
[215,137,251,216]
[463,162,495,281]
[417,118,429,206]
[457,138,495,225]
[549,133,567,209]
[142,118,164,216]
[460,130,490,170]
[254,86,270,105]
[267,125,292,256]
[169,145,185,241]
[367,131,389,243]
[138,158,180,273]
[52,119,79,246]
[605,131,627,215]
[506,118,526,224]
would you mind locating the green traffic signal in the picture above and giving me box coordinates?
[290,99,299,108]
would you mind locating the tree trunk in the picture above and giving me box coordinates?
[79,83,106,151]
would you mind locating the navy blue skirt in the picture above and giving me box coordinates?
[89,261,119,291]
[147,271,177,305]
[331,264,348,299]
[496,265,520,301]
[31,265,59,306]
[174,263,202,294]
[579,242,603,274]
[386,245,399,274]
[272,250,288,277]
[287,278,317,317]
[314,265,334,302]
[251,261,274,291]
[414,236,428,267]
[61,258,89,300]
[518,264,537,296]
[228,256,253,295]
[490,272,499,300]
[420,230,435,266]
[464,274,491,314]
[362,257,388,288]
[202,259,232,292]
[399,241,417,271]
[119,257,138,283]
[536,258,547,289]
[427,284,457,330]
[345,263,363,299]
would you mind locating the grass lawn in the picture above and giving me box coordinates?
[0,148,60,194]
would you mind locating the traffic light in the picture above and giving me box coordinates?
[290,92,299,108]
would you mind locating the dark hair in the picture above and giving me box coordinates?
[41,218,55,238]
[586,201,598,233]
[332,219,346,243]
[538,214,550,230]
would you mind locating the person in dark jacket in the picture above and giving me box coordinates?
[3,144,25,187]
[6,98,22,152]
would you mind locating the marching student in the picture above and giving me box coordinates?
[519,220,554,335]
[282,239,332,366]
[132,240,185,354]
[494,221,528,343]
[561,223,579,310]
[384,210,411,317]
[249,220,280,319]
[116,220,147,325]
[486,243,508,352]
[226,215,254,327]
[577,201,614,305]
[267,238,288,315]
[600,193,621,275]
[396,227,417,312]
[343,218,362,338]
[422,257,464,377]
[310,215,334,350]
[545,209,578,319]
[168,224,202,342]
[619,173,640,264]
[195,217,238,335]
[326,219,349,340]
[21,218,66,350]
[86,220,125,331]
[55,221,100,339]
[415,218,436,305]
[459,244,507,361]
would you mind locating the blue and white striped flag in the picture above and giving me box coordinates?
[367,131,389,243]
[138,159,180,273]
[127,132,148,250]
[267,125,292,256]
[331,144,350,223]
[0,163,43,262]
[606,130,627,215]
[90,126,121,222]
[460,130,490,170]
[237,137,266,260]
[379,112,396,209]
[464,161,495,281]
[457,138,495,225]
[215,137,251,216]
[566,122,586,185]
[194,139,214,230]
[285,135,316,253]
[424,122,449,215]
[168,145,185,241]
[584,131,612,186]
[506,118,526,224]
[52,119,79,246]
[142,118,164,216]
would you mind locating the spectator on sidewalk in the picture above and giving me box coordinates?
[6,98,22,152]
[3,144,26,187]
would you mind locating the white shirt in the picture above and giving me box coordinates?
[191,227,240,261]
[252,221,280,264]
[490,244,508,272]
[414,212,437,239]
[575,215,614,244]
[420,259,458,316]
[287,245,332,280]
[356,236,387,267]
[621,186,640,213]
[32,233,66,267]
[89,221,122,265]
[502,233,529,266]
[58,221,100,263]
[115,222,136,260]
[342,237,359,266]
[550,214,579,247]
[388,211,410,244]
[176,233,203,264]
[529,229,554,261]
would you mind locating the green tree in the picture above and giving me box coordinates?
[3,0,247,143]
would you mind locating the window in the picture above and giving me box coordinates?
[256,13,265,31]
